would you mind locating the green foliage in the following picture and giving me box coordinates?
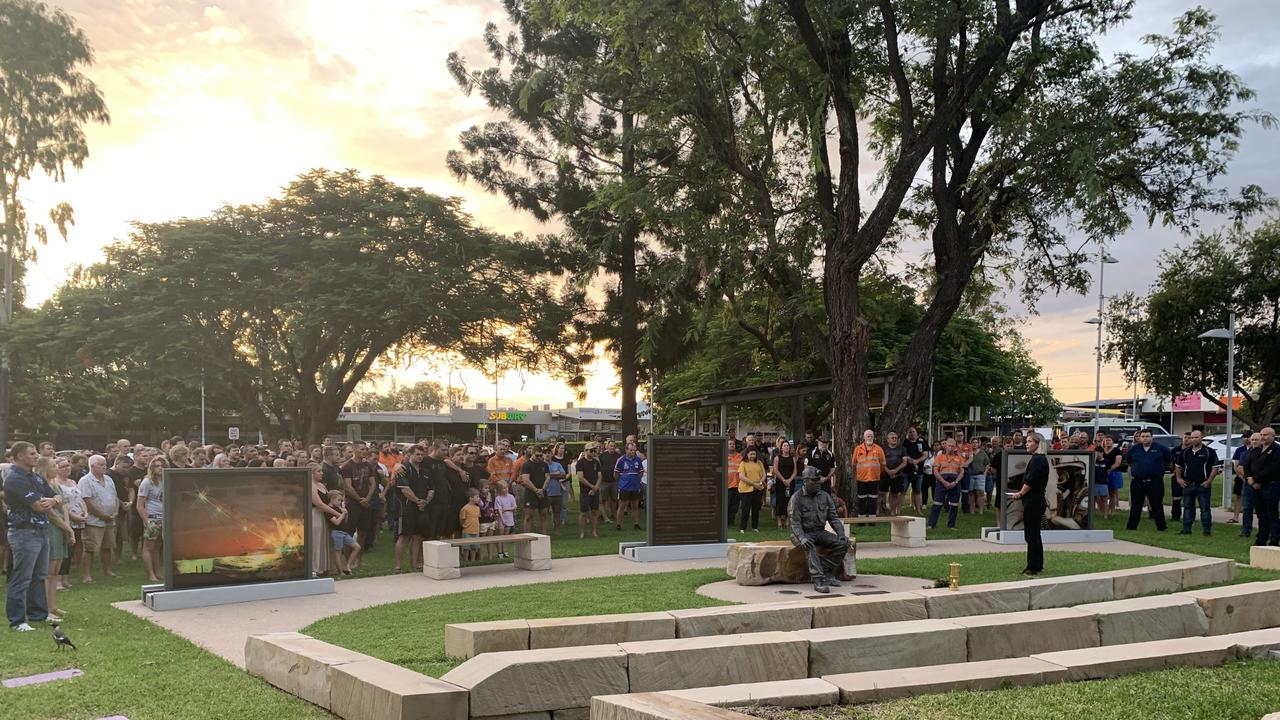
[350,380,469,412]
[1105,219,1280,429]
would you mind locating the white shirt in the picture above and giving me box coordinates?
[77,471,119,527]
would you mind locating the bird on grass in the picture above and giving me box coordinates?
[52,624,76,651]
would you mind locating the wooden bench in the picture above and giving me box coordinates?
[421,533,551,579]
[840,516,926,548]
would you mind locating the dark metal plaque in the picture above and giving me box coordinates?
[646,436,728,546]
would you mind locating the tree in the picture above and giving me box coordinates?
[1105,219,1280,430]
[36,170,585,443]
[350,380,469,413]
[0,0,109,446]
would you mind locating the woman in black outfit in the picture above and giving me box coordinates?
[1013,432,1050,576]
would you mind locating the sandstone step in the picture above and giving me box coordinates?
[806,591,929,628]
[441,644,628,717]
[329,657,467,720]
[1251,545,1280,571]
[948,607,1099,661]
[622,631,809,693]
[670,601,813,638]
[1073,595,1208,645]
[796,619,966,676]
[1178,580,1280,635]
[591,693,754,720]
[825,656,1069,704]
[244,632,370,710]
[915,583,1030,618]
[444,620,530,659]
[663,678,839,709]
[1030,636,1238,681]
[528,611,675,649]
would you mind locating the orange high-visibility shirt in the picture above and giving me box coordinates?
[935,451,966,476]
[852,443,886,483]
[727,452,742,489]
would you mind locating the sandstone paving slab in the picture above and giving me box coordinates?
[528,612,675,649]
[1074,595,1208,646]
[797,619,966,676]
[329,657,467,720]
[592,693,755,720]
[826,656,1069,704]
[1178,580,1280,635]
[444,620,531,659]
[243,631,369,709]
[442,643,628,717]
[1030,636,1238,681]
[663,678,840,708]
[807,592,928,628]
[948,607,1099,661]
[671,601,813,637]
[622,631,809,693]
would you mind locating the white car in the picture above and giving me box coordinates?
[1203,433,1250,460]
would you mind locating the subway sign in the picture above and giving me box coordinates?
[488,411,528,422]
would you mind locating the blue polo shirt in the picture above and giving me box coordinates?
[1125,442,1172,480]
[616,455,644,492]
[2,465,56,530]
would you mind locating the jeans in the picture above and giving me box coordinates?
[1127,477,1167,531]
[928,476,960,528]
[1180,482,1213,533]
[1256,482,1280,546]
[6,528,50,627]
[1241,482,1255,536]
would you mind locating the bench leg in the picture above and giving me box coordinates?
[513,556,552,571]
[422,541,461,579]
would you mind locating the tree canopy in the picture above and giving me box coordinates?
[350,380,469,414]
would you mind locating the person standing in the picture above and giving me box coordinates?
[1235,433,1261,537]
[76,455,119,583]
[852,430,887,517]
[726,438,742,527]
[965,437,990,516]
[1169,431,1192,522]
[806,437,836,496]
[771,440,798,528]
[51,458,86,591]
[737,448,766,532]
[1175,430,1219,536]
[929,438,966,530]
[519,447,551,533]
[321,447,344,493]
[136,457,167,583]
[881,432,908,516]
[575,444,603,539]
[1124,429,1172,531]
[340,444,378,552]
[597,440,621,525]
[393,447,430,572]
[4,442,61,630]
[614,443,645,531]
[1012,433,1050,576]
[902,427,929,514]
[1244,426,1280,546]
[1094,435,1124,519]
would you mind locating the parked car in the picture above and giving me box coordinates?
[1204,433,1250,459]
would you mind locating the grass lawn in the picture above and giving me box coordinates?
[745,659,1280,720]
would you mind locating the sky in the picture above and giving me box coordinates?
[22,0,1280,411]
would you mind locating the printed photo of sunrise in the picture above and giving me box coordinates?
[164,468,310,590]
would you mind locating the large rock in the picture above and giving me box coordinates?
[1074,595,1209,646]
[244,632,369,710]
[724,540,857,586]
[622,631,809,693]
[442,643,628,717]
[1031,636,1237,681]
[1162,557,1235,588]
[592,693,755,720]
[797,619,967,676]
[917,584,1030,619]
[1102,565,1183,598]
[950,608,1099,661]
[444,620,530,659]
[329,658,468,720]
[1020,573,1116,609]
[671,602,813,638]
[664,678,840,709]
[827,657,1069,704]
[528,612,675,649]
[1179,580,1280,635]
[808,591,929,628]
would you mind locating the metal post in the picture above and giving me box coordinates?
[200,368,207,445]
[719,403,727,437]
[493,366,500,448]
[1224,312,1236,509]
[1092,251,1106,441]
[692,407,699,437]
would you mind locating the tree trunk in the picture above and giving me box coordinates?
[619,110,640,438]
[0,248,12,449]
[826,245,869,512]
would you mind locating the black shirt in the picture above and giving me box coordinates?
[522,460,549,491]
[321,462,343,493]
[902,438,928,474]
[1246,441,1280,486]
[1095,447,1123,483]
[806,448,834,477]
[1177,445,1218,484]
[465,463,490,491]
[397,462,431,512]
[422,457,449,507]
[597,452,620,483]
[340,459,375,499]
[576,457,601,493]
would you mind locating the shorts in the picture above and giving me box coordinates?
[964,474,985,492]
[330,530,357,550]
[402,510,433,538]
[579,491,600,513]
[879,476,906,494]
[1092,482,1110,497]
[601,481,619,501]
[524,493,551,510]
[1108,471,1124,491]
[462,532,480,551]
[82,524,113,552]
[619,489,642,502]
[479,521,497,535]
[1233,476,1243,496]
[908,473,923,493]
[143,517,164,541]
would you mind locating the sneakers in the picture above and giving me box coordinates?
[45,614,63,623]
[11,623,34,632]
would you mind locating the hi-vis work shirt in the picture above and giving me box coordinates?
[852,443,886,483]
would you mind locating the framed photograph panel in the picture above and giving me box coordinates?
[1000,451,1095,531]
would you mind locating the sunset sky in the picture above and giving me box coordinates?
[24,0,1280,410]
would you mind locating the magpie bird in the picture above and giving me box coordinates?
[52,624,76,651]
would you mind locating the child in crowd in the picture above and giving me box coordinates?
[478,485,499,560]
[459,489,482,563]
[493,480,518,560]
[326,490,361,576]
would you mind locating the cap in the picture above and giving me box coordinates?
[802,466,821,478]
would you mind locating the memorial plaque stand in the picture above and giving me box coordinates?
[620,436,736,562]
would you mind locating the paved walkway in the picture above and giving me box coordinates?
[114,538,1201,668]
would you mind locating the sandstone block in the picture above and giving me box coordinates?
[1103,565,1182,598]
[671,601,813,638]
[551,709,589,720]
[664,678,839,708]
[442,644,628,717]
[1022,573,1115,609]
[950,607,1099,661]
[724,540,856,586]
[244,632,368,709]
[423,564,461,580]
[808,592,929,628]
[1179,580,1280,635]
[1074,595,1208,646]
[528,612,675,649]
[918,584,1029,619]
[797,619,966,676]
[592,693,755,720]
[1161,557,1235,588]
[515,534,551,561]
[1251,545,1280,571]
[444,620,530,659]
[485,713,550,720]
[1225,627,1280,658]
[422,541,459,568]
[329,657,468,720]
[622,631,809,693]
[514,556,552,571]
[827,657,1069,704]
[1030,636,1237,681]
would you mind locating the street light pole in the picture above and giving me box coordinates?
[1198,314,1236,509]
[1086,250,1120,440]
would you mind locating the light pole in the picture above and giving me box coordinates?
[1085,250,1120,439]
[1198,313,1236,509]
